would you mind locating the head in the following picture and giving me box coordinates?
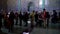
[53,10,56,12]
[10,10,14,14]
[32,10,35,13]
[43,8,46,12]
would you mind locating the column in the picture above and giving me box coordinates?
[42,0,45,9]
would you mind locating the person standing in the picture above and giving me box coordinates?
[9,11,15,32]
[59,12,60,21]
[19,11,23,26]
[52,10,57,24]
[43,9,47,28]
[37,12,43,27]
[30,11,35,28]
[24,12,29,27]
[35,11,38,26]
[3,12,7,28]
[46,12,50,27]
[35,11,38,22]
[0,12,2,31]
[15,12,18,25]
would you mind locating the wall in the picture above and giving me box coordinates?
[7,0,60,12]
[0,0,7,10]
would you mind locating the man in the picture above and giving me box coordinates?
[46,12,50,27]
[3,12,7,28]
[9,11,15,32]
[35,11,39,27]
[30,10,35,28]
[0,12,2,31]
[23,12,29,27]
[51,10,57,24]
[35,11,38,24]
[15,12,18,25]
[43,9,47,28]
[37,13,42,27]
[59,12,60,21]
[19,11,23,26]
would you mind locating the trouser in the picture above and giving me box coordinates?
[43,19,47,27]
[15,18,18,25]
[0,27,1,32]
[51,18,57,24]
[39,20,43,27]
[35,19,38,23]
[46,18,49,27]
[36,20,42,27]
[31,19,34,28]
[36,21,39,26]
[9,24,14,32]
[20,19,22,26]
[24,20,28,26]
[9,20,14,32]
[7,19,14,32]
[0,23,2,31]
[4,20,7,28]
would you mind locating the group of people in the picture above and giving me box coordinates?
[0,9,60,32]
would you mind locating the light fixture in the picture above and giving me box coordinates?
[39,0,42,5]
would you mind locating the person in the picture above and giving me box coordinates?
[23,12,25,23]
[15,12,18,25]
[36,12,43,27]
[0,12,2,31]
[35,11,38,26]
[19,11,23,26]
[3,12,8,28]
[30,10,35,28]
[59,12,60,21]
[43,9,47,28]
[51,10,57,24]
[5,12,11,31]
[23,12,29,27]
[9,11,15,32]
[46,12,50,27]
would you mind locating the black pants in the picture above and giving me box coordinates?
[9,21,14,32]
[35,19,38,23]
[20,19,22,26]
[0,21,2,31]
[36,20,42,27]
[46,18,49,27]
[10,20,14,32]
[24,20,28,27]
[51,18,57,24]
[15,18,18,25]
[4,20,7,28]
[9,24,14,32]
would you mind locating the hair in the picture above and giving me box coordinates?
[43,8,45,11]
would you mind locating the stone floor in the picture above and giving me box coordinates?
[0,19,60,34]
[0,22,60,34]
